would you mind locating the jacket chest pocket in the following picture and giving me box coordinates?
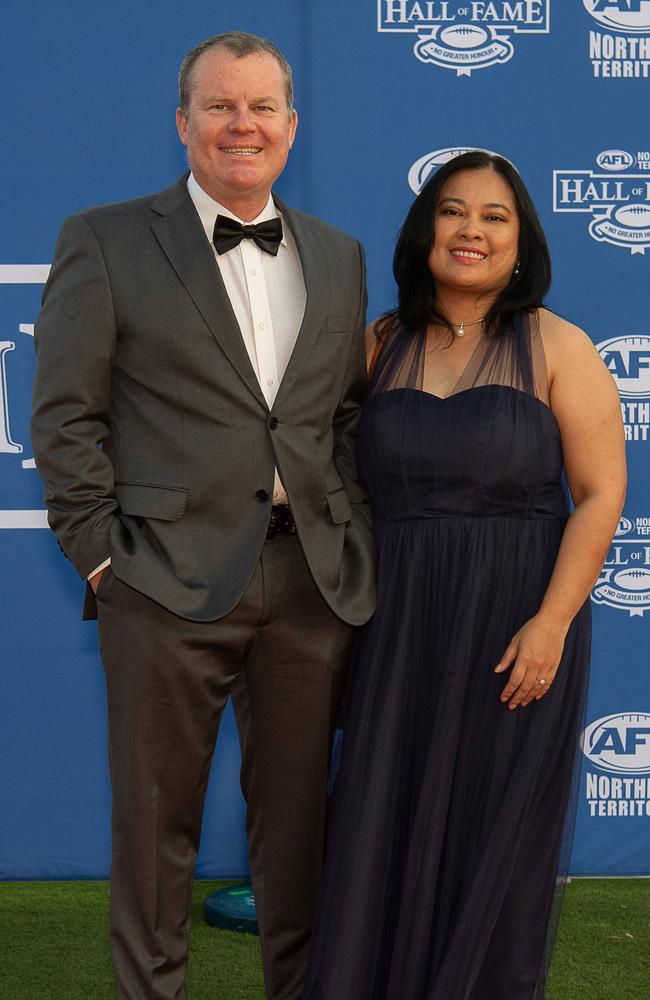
[326,315,355,336]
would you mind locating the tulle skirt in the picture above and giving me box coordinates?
[304,515,590,1000]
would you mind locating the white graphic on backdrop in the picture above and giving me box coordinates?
[584,0,650,78]
[408,146,507,193]
[0,341,22,455]
[592,513,650,617]
[553,149,650,255]
[377,1,550,76]
[596,149,635,171]
[598,335,650,444]
[583,713,650,775]
[582,712,650,817]
[409,147,481,193]
[0,265,49,529]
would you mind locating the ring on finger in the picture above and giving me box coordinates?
[537,678,546,687]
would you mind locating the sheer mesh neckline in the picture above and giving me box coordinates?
[370,310,550,408]
[422,330,488,400]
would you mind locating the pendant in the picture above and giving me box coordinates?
[456,323,465,337]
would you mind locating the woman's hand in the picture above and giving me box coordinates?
[494,615,567,709]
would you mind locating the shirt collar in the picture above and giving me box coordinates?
[187,173,287,247]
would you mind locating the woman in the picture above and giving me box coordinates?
[303,151,626,999]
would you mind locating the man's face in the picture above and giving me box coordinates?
[176,48,298,218]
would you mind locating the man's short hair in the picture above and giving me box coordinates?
[178,31,294,117]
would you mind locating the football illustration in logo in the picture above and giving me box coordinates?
[439,25,489,49]
[612,567,650,593]
[614,204,650,228]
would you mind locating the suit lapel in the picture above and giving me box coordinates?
[272,196,329,409]
[149,178,268,409]
[149,180,331,412]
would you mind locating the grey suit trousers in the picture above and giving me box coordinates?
[96,532,354,1000]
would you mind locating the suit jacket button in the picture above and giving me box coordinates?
[255,489,270,503]
[269,416,278,430]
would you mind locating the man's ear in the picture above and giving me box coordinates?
[176,107,189,145]
[288,109,298,149]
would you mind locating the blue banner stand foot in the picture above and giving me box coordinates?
[204,884,259,935]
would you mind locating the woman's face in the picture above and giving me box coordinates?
[428,167,520,301]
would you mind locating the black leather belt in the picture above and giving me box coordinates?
[266,505,297,540]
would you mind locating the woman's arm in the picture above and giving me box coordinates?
[365,321,380,373]
[496,313,626,709]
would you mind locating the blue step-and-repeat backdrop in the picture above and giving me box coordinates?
[1,1,648,879]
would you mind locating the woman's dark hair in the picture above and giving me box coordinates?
[382,150,551,339]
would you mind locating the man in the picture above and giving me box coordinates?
[31,31,374,1000]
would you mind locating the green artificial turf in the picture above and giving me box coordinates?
[546,879,649,1000]
[0,878,647,998]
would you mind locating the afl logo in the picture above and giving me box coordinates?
[583,0,650,32]
[582,713,650,774]
[616,516,635,536]
[408,147,502,194]
[597,336,650,398]
[596,149,635,171]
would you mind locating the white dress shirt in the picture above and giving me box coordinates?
[88,174,307,580]
[187,173,306,505]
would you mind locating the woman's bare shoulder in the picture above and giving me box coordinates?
[537,307,593,347]
[536,307,601,374]
[536,308,619,421]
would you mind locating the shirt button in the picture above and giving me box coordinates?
[259,321,265,329]
[255,489,270,503]
[269,416,278,430]
[251,268,257,276]
[267,378,274,387]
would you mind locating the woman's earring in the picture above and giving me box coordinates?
[514,261,520,276]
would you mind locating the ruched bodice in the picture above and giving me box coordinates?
[358,385,568,521]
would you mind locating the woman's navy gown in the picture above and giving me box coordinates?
[304,311,590,1000]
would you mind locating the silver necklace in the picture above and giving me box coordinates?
[452,316,486,338]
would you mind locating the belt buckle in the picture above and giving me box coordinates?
[267,505,295,540]
[282,509,297,536]
[267,505,284,540]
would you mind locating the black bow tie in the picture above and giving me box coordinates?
[213,215,283,257]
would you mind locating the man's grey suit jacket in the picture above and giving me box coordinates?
[31,175,376,624]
